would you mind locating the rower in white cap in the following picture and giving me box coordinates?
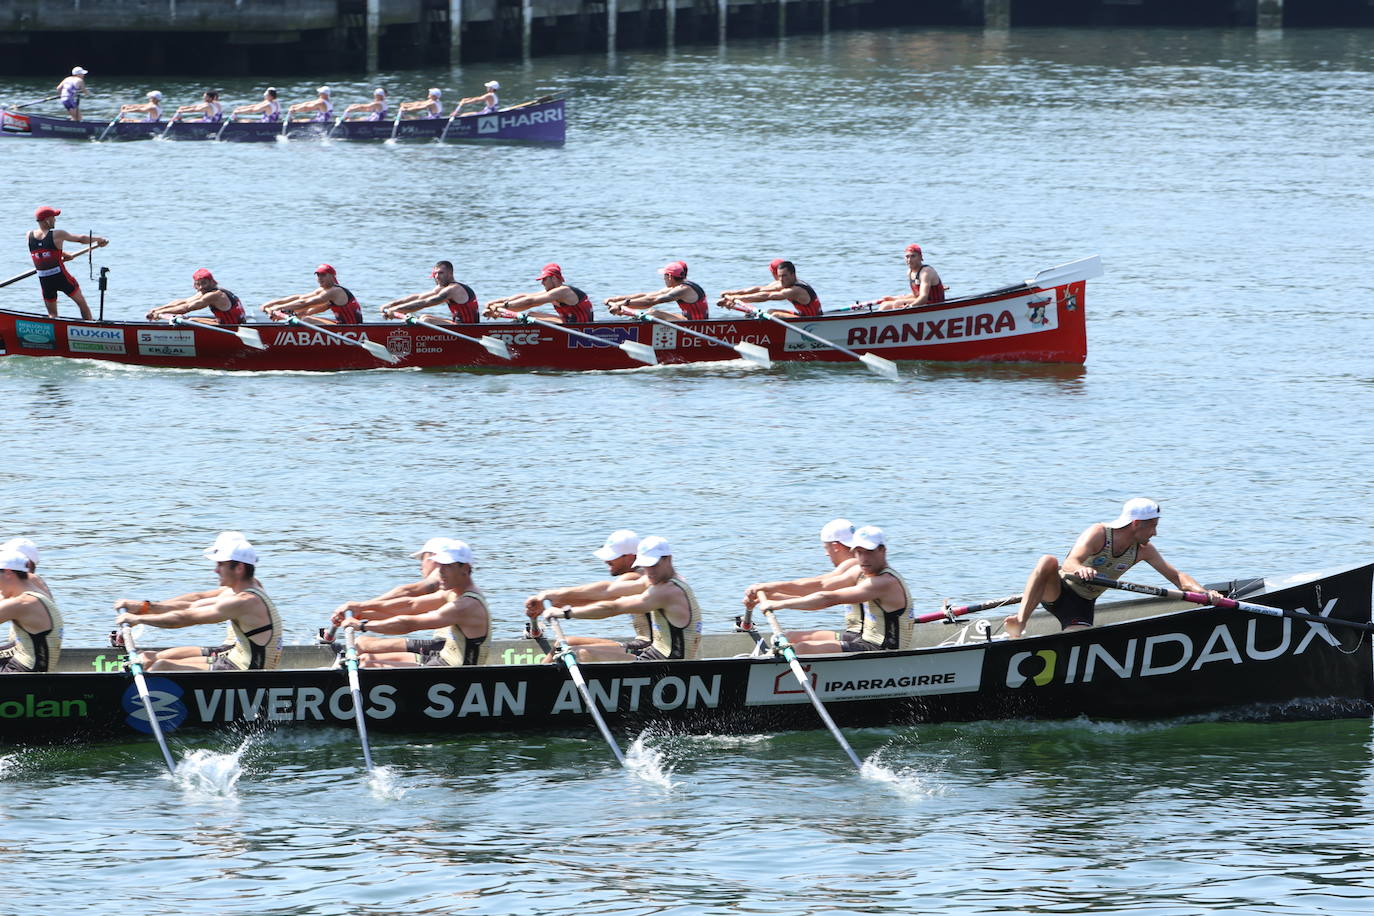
[744,518,866,646]
[341,87,389,121]
[540,535,703,662]
[287,86,333,122]
[1002,498,1221,639]
[397,88,443,119]
[113,532,283,671]
[56,67,89,121]
[326,536,458,632]
[524,529,654,659]
[117,90,164,122]
[451,80,500,117]
[1,537,51,599]
[0,545,63,672]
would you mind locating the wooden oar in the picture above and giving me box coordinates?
[632,311,771,368]
[403,315,512,359]
[284,315,400,364]
[498,309,657,366]
[0,243,96,290]
[169,315,266,350]
[543,615,627,766]
[1091,576,1374,634]
[916,593,1024,624]
[119,623,178,775]
[760,610,864,771]
[11,94,60,110]
[723,302,897,380]
[342,626,377,774]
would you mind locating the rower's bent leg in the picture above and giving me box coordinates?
[791,636,842,655]
[149,656,211,671]
[355,636,406,654]
[572,645,637,663]
[358,652,421,668]
[69,288,94,321]
[1004,555,1062,639]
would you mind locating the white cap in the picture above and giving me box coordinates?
[819,518,857,546]
[2,538,39,566]
[204,537,257,564]
[1108,498,1161,528]
[213,530,247,547]
[374,87,386,97]
[485,81,500,90]
[72,67,88,76]
[593,529,640,562]
[318,86,331,96]
[431,541,473,565]
[409,537,455,558]
[428,88,442,98]
[0,549,28,572]
[632,535,672,568]
[265,86,277,95]
[148,91,163,101]
[851,525,887,550]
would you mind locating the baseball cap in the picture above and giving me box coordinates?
[819,518,857,546]
[431,541,474,565]
[192,268,215,282]
[410,536,455,558]
[34,206,60,221]
[374,88,386,97]
[315,263,336,276]
[538,263,564,280]
[72,67,88,76]
[851,525,887,550]
[148,91,163,101]
[318,86,331,96]
[2,538,38,566]
[0,549,28,572]
[485,80,500,90]
[428,88,442,98]
[768,258,784,276]
[906,243,923,255]
[1107,498,1161,529]
[661,261,688,279]
[204,537,258,564]
[632,535,672,568]
[593,529,641,562]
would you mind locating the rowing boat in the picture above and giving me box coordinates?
[3,563,1369,746]
[0,258,1097,371]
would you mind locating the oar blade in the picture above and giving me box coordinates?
[859,352,900,381]
[1027,255,1103,290]
[363,340,401,365]
[480,336,513,360]
[733,342,773,368]
[620,341,658,366]
[237,327,267,350]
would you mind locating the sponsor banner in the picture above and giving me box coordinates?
[1,111,31,134]
[14,319,56,350]
[651,324,678,349]
[784,292,1056,353]
[136,328,197,357]
[567,326,637,349]
[272,329,374,348]
[67,325,126,354]
[122,676,187,734]
[385,329,412,359]
[745,651,984,705]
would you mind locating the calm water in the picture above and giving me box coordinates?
[2,26,1373,914]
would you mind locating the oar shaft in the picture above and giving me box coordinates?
[545,617,627,766]
[343,627,376,773]
[761,611,863,771]
[0,244,97,290]
[916,593,1024,623]
[731,304,866,359]
[1091,576,1374,634]
[120,624,177,774]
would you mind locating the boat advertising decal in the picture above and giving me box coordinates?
[121,676,188,734]
[788,293,1058,353]
[744,652,984,705]
[651,324,678,349]
[1,111,30,134]
[478,106,562,135]
[566,327,637,349]
[67,325,126,354]
[136,328,197,357]
[385,329,412,360]
[15,319,56,350]
[272,329,374,348]
[0,694,88,719]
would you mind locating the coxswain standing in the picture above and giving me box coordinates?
[398,88,442,119]
[26,205,108,320]
[722,260,822,318]
[55,67,89,121]
[1,538,52,600]
[523,530,654,659]
[606,261,709,322]
[261,264,364,325]
[173,90,223,123]
[342,88,388,121]
[117,90,163,122]
[231,87,281,122]
[716,258,785,308]
[0,546,63,673]
[871,243,945,310]
[484,263,594,324]
[287,87,333,122]
[451,80,500,116]
[145,268,247,326]
[379,261,481,324]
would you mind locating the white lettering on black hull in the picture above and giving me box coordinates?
[192,684,397,721]
[423,682,527,718]
[550,675,722,714]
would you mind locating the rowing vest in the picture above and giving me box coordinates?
[201,101,223,123]
[222,587,284,670]
[368,102,388,122]
[909,267,945,304]
[679,281,708,320]
[1,592,63,672]
[843,603,863,634]
[263,100,281,123]
[212,288,247,326]
[648,577,703,660]
[145,104,161,122]
[1062,528,1141,600]
[439,590,491,666]
[312,100,333,122]
[28,230,65,277]
[481,93,499,114]
[60,78,82,106]
[448,282,480,323]
[856,567,914,650]
[555,285,594,324]
[792,281,822,317]
[330,286,363,324]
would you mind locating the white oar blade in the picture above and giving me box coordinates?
[1027,255,1103,289]
[480,336,513,360]
[237,327,267,350]
[621,341,658,366]
[363,340,401,365]
[859,353,900,381]
[733,342,772,368]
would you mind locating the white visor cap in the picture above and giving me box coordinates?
[1108,498,1161,528]
[850,525,886,550]
[410,537,455,558]
[593,529,641,562]
[632,535,672,568]
[819,518,857,546]
[431,541,473,565]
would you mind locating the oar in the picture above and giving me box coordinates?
[388,107,404,141]
[0,243,96,290]
[632,312,771,368]
[158,111,180,139]
[1027,255,1103,290]
[917,593,1024,624]
[169,315,266,350]
[342,626,377,774]
[723,302,897,380]
[11,94,59,110]
[279,109,294,137]
[543,615,627,766]
[119,623,178,775]
[438,109,460,141]
[760,610,864,771]
[498,309,657,366]
[1091,576,1374,635]
[285,315,400,364]
[96,114,122,142]
[214,115,233,141]
[403,315,512,359]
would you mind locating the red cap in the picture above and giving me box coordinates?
[34,206,60,221]
[192,268,215,282]
[905,243,923,255]
[661,260,688,279]
[538,263,563,280]
[768,257,784,277]
[314,263,336,276]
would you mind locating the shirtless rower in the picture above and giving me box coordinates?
[113,534,282,671]
[324,536,455,635]
[0,547,63,673]
[1001,498,1220,639]
[721,260,822,318]
[484,263,594,324]
[541,536,703,662]
[146,268,247,326]
[337,542,491,668]
[56,67,89,121]
[286,87,333,122]
[524,530,652,658]
[397,88,442,119]
[231,87,281,123]
[716,258,784,308]
[867,244,945,310]
[173,90,223,123]
[262,264,364,325]
[605,261,709,322]
[451,81,500,116]
[1,538,51,599]
[342,88,388,121]
[26,205,109,319]
[756,525,913,655]
[117,91,164,122]
[379,261,481,324]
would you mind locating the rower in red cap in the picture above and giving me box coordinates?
[605,260,709,322]
[261,264,365,325]
[866,243,946,310]
[25,206,108,320]
[145,269,248,326]
[483,263,594,324]
[379,260,481,324]
[721,260,822,318]
[716,257,785,309]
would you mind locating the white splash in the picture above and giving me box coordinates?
[624,732,675,790]
[859,754,944,801]
[0,754,16,779]
[175,739,250,795]
[368,765,407,800]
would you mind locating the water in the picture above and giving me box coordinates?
[2,26,1374,914]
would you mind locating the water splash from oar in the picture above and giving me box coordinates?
[859,752,945,801]
[174,738,251,795]
[368,764,407,800]
[624,731,675,790]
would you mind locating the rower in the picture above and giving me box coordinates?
[117,90,164,122]
[379,261,481,324]
[287,86,333,122]
[261,264,364,325]
[716,257,785,308]
[397,88,442,120]
[484,263,594,324]
[326,536,456,634]
[55,67,88,121]
[342,88,388,121]
[1,538,51,599]
[113,533,283,671]
[451,80,500,117]
[523,529,653,658]
[0,546,63,673]
[721,260,822,318]
[756,525,913,655]
[232,87,280,123]
[606,261,709,322]
[173,90,223,123]
[337,542,491,668]
[744,517,861,614]
[146,268,247,326]
[26,205,109,320]
[1002,499,1221,639]
[540,536,703,662]
[870,243,945,310]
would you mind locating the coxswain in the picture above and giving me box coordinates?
[113,534,283,671]
[1,538,51,600]
[261,264,364,325]
[26,205,108,320]
[173,90,223,123]
[398,88,442,119]
[1002,499,1221,639]
[716,258,785,308]
[287,86,333,122]
[722,260,822,318]
[231,87,281,122]
[379,261,481,324]
[484,263,594,324]
[117,90,163,122]
[145,268,247,326]
[870,244,945,310]
[342,88,388,121]
[0,546,63,673]
[540,536,703,662]
[55,67,88,121]
[337,542,491,668]
[325,536,456,634]
[606,261,709,322]
[523,530,653,660]
[451,80,500,116]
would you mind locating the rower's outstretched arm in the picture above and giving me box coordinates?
[759,577,885,614]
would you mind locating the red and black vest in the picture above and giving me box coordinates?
[792,281,822,317]
[330,286,363,324]
[680,280,708,320]
[27,230,66,276]
[910,267,945,304]
[555,285,594,324]
[213,288,247,326]
[448,282,480,324]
